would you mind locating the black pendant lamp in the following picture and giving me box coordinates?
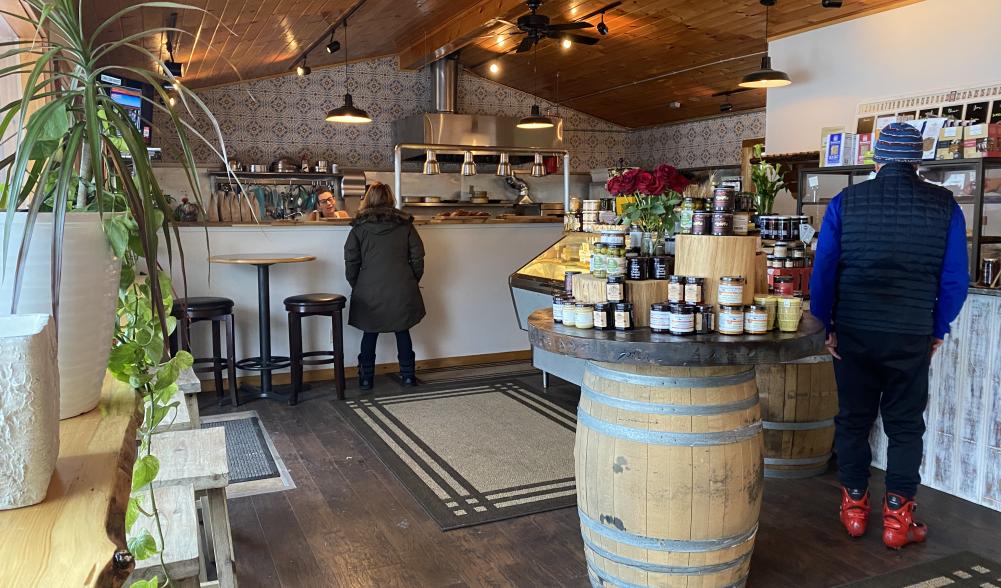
[518,45,553,129]
[326,18,372,124]
[739,0,792,89]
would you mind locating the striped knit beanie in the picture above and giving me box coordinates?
[873,122,924,163]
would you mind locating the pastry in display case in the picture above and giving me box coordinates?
[509,232,598,330]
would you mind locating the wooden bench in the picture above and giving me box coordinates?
[177,367,202,428]
[127,484,200,587]
[152,427,236,587]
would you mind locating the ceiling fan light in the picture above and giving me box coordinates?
[738,55,791,89]
[326,93,372,123]
[517,104,554,129]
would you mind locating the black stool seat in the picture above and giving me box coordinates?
[173,296,234,316]
[283,293,346,314]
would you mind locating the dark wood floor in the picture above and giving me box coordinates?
[203,374,1001,588]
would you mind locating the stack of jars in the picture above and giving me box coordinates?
[759,215,811,241]
[679,188,754,237]
[647,275,715,336]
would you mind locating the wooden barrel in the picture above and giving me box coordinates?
[576,361,762,588]
[755,356,838,479]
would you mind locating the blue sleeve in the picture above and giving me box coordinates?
[809,192,842,334]
[933,202,969,339]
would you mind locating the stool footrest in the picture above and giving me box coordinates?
[236,356,292,371]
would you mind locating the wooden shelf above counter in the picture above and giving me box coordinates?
[0,373,140,586]
[171,216,563,228]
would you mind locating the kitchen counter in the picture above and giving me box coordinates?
[172,216,562,228]
[160,222,564,380]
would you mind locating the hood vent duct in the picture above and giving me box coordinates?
[431,56,459,114]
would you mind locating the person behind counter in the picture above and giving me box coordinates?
[344,182,426,389]
[810,122,969,550]
[308,189,349,220]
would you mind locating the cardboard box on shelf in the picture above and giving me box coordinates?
[856,133,874,165]
[936,126,965,160]
[963,124,1001,159]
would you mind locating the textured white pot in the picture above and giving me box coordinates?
[0,214,121,419]
[0,314,60,510]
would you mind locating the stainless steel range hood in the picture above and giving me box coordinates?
[392,56,563,163]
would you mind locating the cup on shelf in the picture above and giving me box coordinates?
[776,296,803,332]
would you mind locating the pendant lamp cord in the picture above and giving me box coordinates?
[764,2,769,45]
[344,18,350,93]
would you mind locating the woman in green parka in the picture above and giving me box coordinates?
[344,182,426,390]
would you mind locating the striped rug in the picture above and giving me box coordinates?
[335,376,577,530]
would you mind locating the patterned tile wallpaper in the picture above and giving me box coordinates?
[626,110,766,170]
[158,56,759,174]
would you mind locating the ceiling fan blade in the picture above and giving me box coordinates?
[494,19,520,27]
[548,21,593,31]
[516,35,536,53]
[711,87,754,97]
[564,33,600,45]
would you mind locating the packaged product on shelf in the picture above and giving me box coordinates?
[593,302,613,330]
[575,303,595,329]
[937,125,965,160]
[694,304,715,334]
[668,275,685,303]
[649,303,671,333]
[553,293,565,323]
[964,124,1001,159]
[669,303,695,336]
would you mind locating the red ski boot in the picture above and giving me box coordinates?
[840,487,871,537]
[882,493,927,549]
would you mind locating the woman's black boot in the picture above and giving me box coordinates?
[399,351,418,387]
[358,354,375,392]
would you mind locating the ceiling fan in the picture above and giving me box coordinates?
[499,0,608,53]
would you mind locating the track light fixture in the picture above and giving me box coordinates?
[163,12,185,78]
[326,30,341,54]
[296,58,311,76]
[821,0,843,6]
[596,11,609,35]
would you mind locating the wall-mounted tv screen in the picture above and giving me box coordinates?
[101,73,154,147]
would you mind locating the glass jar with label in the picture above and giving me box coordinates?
[552,293,564,323]
[561,297,577,328]
[717,276,746,306]
[564,271,580,297]
[591,243,607,279]
[680,197,696,234]
[575,303,595,329]
[668,275,685,303]
[627,256,649,280]
[606,275,626,303]
[773,241,789,258]
[694,304,715,334]
[692,211,711,235]
[613,302,633,331]
[711,212,734,236]
[593,302,613,330]
[669,303,695,336]
[684,277,704,304]
[718,305,745,335]
[713,188,735,213]
[652,256,671,280]
[773,275,795,297]
[744,304,768,334]
[733,211,750,236]
[649,302,672,333]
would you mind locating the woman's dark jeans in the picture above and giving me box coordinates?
[359,330,415,377]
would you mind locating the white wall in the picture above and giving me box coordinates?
[766,0,1001,154]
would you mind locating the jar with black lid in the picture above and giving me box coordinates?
[712,187,735,213]
[692,211,711,235]
[711,212,734,236]
[649,302,672,333]
[669,303,695,336]
[593,302,613,330]
[773,241,789,258]
[652,256,671,280]
[606,275,626,303]
[694,304,715,334]
[627,256,650,281]
[552,293,565,323]
[613,302,634,330]
[667,275,685,303]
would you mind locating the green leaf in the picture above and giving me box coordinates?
[131,454,160,492]
[104,216,130,258]
[119,265,136,290]
[173,350,194,370]
[125,496,142,533]
[129,578,159,588]
[127,528,159,561]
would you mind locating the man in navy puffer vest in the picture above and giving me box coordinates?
[810,122,969,549]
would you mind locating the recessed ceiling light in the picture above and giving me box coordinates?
[497,34,505,46]
[669,101,682,109]
[561,38,572,49]
[489,62,500,74]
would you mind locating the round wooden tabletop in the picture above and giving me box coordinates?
[208,253,316,265]
[528,309,826,366]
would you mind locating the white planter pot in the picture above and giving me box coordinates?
[0,214,121,419]
[0,314,60,509]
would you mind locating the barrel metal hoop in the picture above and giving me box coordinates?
[586,362,755,388]
[764,453,832,466]
[762,419,834,431]
[581,384,758,416]
[577,408,762,446]
[587,561,748,588]
[578,508,758,552]
[583,534,750,575]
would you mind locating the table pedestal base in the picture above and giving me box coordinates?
[576,361,762,588]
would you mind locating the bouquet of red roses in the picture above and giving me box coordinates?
[606,164,690,198]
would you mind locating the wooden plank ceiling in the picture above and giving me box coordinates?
[84,0,921,128]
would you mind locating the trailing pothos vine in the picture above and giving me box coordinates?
[106,211,191,588]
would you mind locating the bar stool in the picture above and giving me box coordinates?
[170,297,239,407]
[284,293,347,404]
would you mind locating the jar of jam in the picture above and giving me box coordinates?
[627,256,650,281]
[652,256,671,280]
[777,217,793,241]
[694,304,715,334]
[649,302,672,333]
[561,297,577,327]
[606,275,626,303]
[744,304,768,334]
[773,241,789,258]
[564,271,580,297]
[613,302,633,330]
[771,256,786,269]
[684,277,704,304]
[711,212,734,236]
[552,293,564,323]
[591,243,607,278]
[669,303,695,336]
[789,242,806,258]
[733,211,750,236]
[712,187,735,213]
[593,302,613,330]
[718,276,746,306]
[784,258,796,269]
[718,305,745,335]
[692,211,711,235]
[773,275,795,296]
[575,303,595,329]
[668,275,685,303]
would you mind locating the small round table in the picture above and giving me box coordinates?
[209,253,316,403]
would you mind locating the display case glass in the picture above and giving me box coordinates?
[510,232,599,291]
